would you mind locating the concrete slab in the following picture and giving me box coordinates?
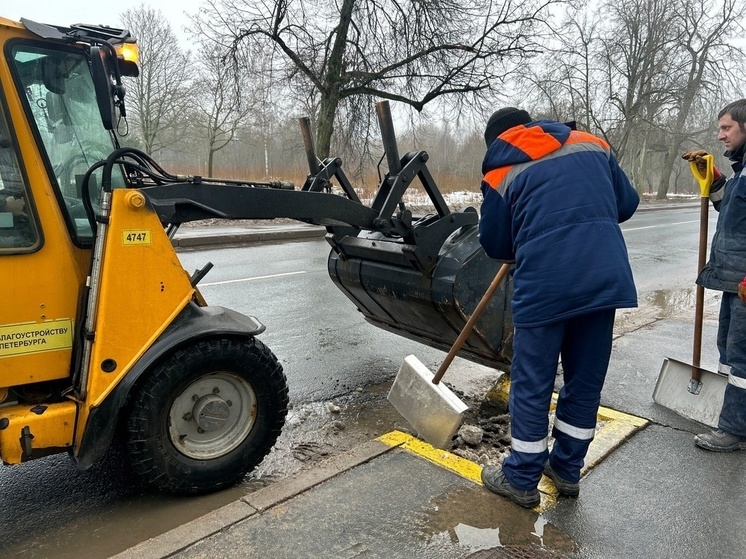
[543,424,746,559]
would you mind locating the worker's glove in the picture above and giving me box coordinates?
[682,150,722,179]
[739,278,746,305]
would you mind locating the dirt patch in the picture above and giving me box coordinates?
[449,393,513,465]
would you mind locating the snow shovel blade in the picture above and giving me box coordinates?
[388,354,469,449]
[653,357,728,427]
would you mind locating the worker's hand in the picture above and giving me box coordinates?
[681,150,711,176]
[5,196,25,217]
[739,280,746,304]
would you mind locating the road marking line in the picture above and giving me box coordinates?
[200,270,307,286]
[624,219,700,232]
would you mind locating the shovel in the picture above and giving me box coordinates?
[653,154,729,427]
[388,262,512,448]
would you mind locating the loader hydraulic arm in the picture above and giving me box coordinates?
[87,102,478,275]
[139,182,381,230]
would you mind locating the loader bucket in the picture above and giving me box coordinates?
[327,223,513,370]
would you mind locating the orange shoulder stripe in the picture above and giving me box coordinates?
[483,165,513,190]
[500,125,562,159]
[565,130,609,150]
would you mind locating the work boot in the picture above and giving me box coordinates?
[694,429,746,452]
[543,462,580,497]
[481,464,540,509]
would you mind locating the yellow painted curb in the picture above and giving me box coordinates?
[378,431,483,484]
[378,401,648,512]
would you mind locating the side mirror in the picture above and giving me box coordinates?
[89,46,116,130]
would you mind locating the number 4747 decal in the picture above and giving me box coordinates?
[122,230,152,245]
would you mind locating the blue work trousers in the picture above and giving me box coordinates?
[717,292,746,437]
[502,309,615,491]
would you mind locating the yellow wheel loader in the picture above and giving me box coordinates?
[0,16,514,494]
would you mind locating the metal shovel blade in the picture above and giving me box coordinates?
[653,357,728,427]
[388,355,469,449]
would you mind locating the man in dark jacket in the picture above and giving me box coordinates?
[686,98,746,452]
[478,108,639,508]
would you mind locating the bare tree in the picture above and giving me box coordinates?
[120,4,192,155]
[653,0,745,198]
[197,0,560,159]
[519,7,605,131]
[521,0,744,197]
[193,44,253,176]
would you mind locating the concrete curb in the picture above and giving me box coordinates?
[111,439,398,559]
[172,227,326,249]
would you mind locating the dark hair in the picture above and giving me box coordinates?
[718,99,746,125]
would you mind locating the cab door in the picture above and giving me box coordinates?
[0,31,101,390]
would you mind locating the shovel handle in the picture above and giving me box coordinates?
[433,262,512,384]
[691,195,709,381]
[689,155,712,383]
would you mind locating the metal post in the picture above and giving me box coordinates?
[375,101,401,175]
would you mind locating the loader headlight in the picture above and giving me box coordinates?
[115,41,139,77]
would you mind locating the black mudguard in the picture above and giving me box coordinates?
[73,302,265,470]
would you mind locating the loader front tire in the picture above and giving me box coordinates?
[125,337,288,494]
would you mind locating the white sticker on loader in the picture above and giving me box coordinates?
[0,319,73,358]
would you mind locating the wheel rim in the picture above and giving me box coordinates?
[168,372,257,460]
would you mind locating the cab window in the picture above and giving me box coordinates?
[0,103,38,251]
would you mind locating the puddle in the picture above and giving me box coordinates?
[615,287,722,336]
[416,486,575,553]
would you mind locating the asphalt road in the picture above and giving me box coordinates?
[0,204,717,559]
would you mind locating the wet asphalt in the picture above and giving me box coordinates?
[113,206,746,559]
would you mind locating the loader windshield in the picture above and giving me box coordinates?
[9,43,124,241]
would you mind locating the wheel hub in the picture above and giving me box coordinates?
[192,394,231,432]
[168,372,258,460]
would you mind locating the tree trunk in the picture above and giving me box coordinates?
[315,92,339,160]
[656,135,684,199]
[313,0,355,159]
[634,134,649,196]
[208,140,215,177]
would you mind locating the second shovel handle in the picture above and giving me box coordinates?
[433,262,512,384]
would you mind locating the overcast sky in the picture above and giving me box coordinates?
[3,1,204,43]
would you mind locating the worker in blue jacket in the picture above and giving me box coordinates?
[687,98,746,453]
[478,107,639,508]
